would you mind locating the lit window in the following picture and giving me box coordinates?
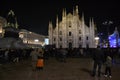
[34,39,39,42]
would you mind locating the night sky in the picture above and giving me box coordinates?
[0,0,120,36]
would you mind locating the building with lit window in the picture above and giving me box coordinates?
[48,5,97,48]
[19,29,46,48]
[0,16,7,38]
[0,10,46,49]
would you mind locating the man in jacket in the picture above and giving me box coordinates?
[92,46,105,77]
[30,49,40,71]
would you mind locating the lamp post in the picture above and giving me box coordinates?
[95,36,100,47]
[103,21,113,47]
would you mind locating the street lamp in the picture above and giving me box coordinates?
[95,36,100,47]
[103,21,113,47]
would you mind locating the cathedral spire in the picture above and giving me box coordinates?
[91,18,95,31]
[89,18,92,29]
[64,8,66,17]
[89,18,95,28]
[81,12,86,48]
[62,8,65,17]
[75,5,79,15]
[73,7,75,16]
[62,8,66,21]
[48,20,53,45]
[82,12,85,24]
[91,18,94,25]
[89,17,96,48]
[49,21,52,28]
[56,15,58,27]
[91,18,95,30]
[89,18,92,46]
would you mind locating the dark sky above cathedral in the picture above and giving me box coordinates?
[0,0,120,36]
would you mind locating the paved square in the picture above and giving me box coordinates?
[0,57,120,80]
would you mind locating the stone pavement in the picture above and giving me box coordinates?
[0,57,120,80]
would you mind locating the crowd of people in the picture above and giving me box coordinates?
[91,46,113,78]
[0,46,120,78]
[0,48,31,63]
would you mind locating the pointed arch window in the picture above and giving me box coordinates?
[86,36,88,40]
[54,38,56,41]
[79,30,81,34]
[79,37,81,41]
[69,31,72,36]
[60,37,62,41]
[69,21,71,28]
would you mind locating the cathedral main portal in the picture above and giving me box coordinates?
[69,42,72,49]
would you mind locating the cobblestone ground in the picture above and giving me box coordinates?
[0,57,120,80]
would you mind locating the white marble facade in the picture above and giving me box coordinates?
[49,5,96,48]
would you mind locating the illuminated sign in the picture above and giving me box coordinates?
[45,38,49,45]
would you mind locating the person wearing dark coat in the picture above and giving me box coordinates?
[91,46,105,77]
[104,56,112,78]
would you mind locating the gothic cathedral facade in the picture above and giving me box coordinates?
[48,6,96,48]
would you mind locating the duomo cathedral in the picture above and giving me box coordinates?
[48,5,97,48]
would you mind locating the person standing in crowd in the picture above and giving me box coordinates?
[104,56,112,78]
[4,49,9,63]
[60,48,67,62]
[38,48,44,59]
[13,49,20,63]
[36,48,44,70]
[91,45,105,77]
[30,49,40,71]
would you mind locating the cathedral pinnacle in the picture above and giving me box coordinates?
[82,12,84,23]
[75,5,79,15]
[62,8,65,17]
[56,15,59,27]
